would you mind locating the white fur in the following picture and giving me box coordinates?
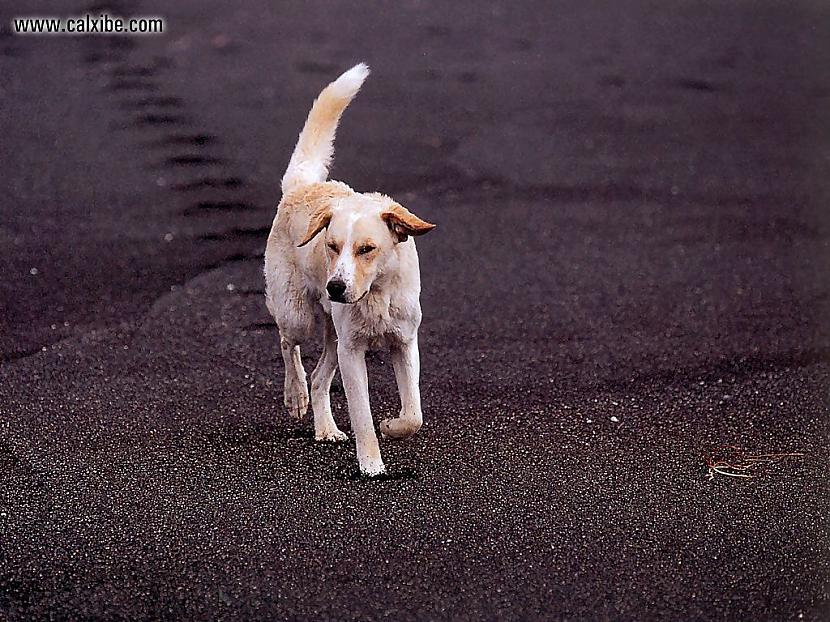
[330,63,371,98]
[329,212,360,292]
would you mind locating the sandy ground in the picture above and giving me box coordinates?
[1,1,829,619]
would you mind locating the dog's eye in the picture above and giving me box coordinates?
[327,242,340,253]
[357,245,376,256]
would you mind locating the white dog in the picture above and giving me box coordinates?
[264,63,436,476]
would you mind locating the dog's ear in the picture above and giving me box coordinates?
[297,204,333,247]
[381,204,436,243]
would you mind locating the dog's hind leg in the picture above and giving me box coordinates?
[310,317,347,441]
[280,334,309,420]
[381,337,423,440]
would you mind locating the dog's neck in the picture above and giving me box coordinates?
[340,252,421,346]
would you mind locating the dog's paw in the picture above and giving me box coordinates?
[284,387,309,420]
[358,455,386,477]
[315,427,348,442]
[380,416,422,440]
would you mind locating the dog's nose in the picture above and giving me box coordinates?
[326,279,347,300]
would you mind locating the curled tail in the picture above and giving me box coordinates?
[281,63,370,194]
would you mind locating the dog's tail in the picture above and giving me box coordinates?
[281,63,370,194]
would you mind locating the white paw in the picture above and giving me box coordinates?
[380,415,422,440]
[359,456,386,477]
[284,385,309,420]
[315,427,348,442]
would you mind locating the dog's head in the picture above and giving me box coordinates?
[297,190,435,304]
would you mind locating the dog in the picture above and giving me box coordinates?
[264,63,436,476]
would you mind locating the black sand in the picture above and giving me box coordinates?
[1,1,828,619]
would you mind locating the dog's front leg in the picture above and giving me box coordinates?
[337,341,385,476]
[310,317,348,442]
[381,337,423,439]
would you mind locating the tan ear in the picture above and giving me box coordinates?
[297,205,333,247]
[381,204,436,242]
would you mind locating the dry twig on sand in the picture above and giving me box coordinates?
[704,445,804,480]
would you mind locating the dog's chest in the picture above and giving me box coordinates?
[347,292,418,348]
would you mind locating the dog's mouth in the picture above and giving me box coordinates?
[329,290,368,305]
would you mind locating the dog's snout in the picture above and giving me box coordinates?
[326,279,347,300]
